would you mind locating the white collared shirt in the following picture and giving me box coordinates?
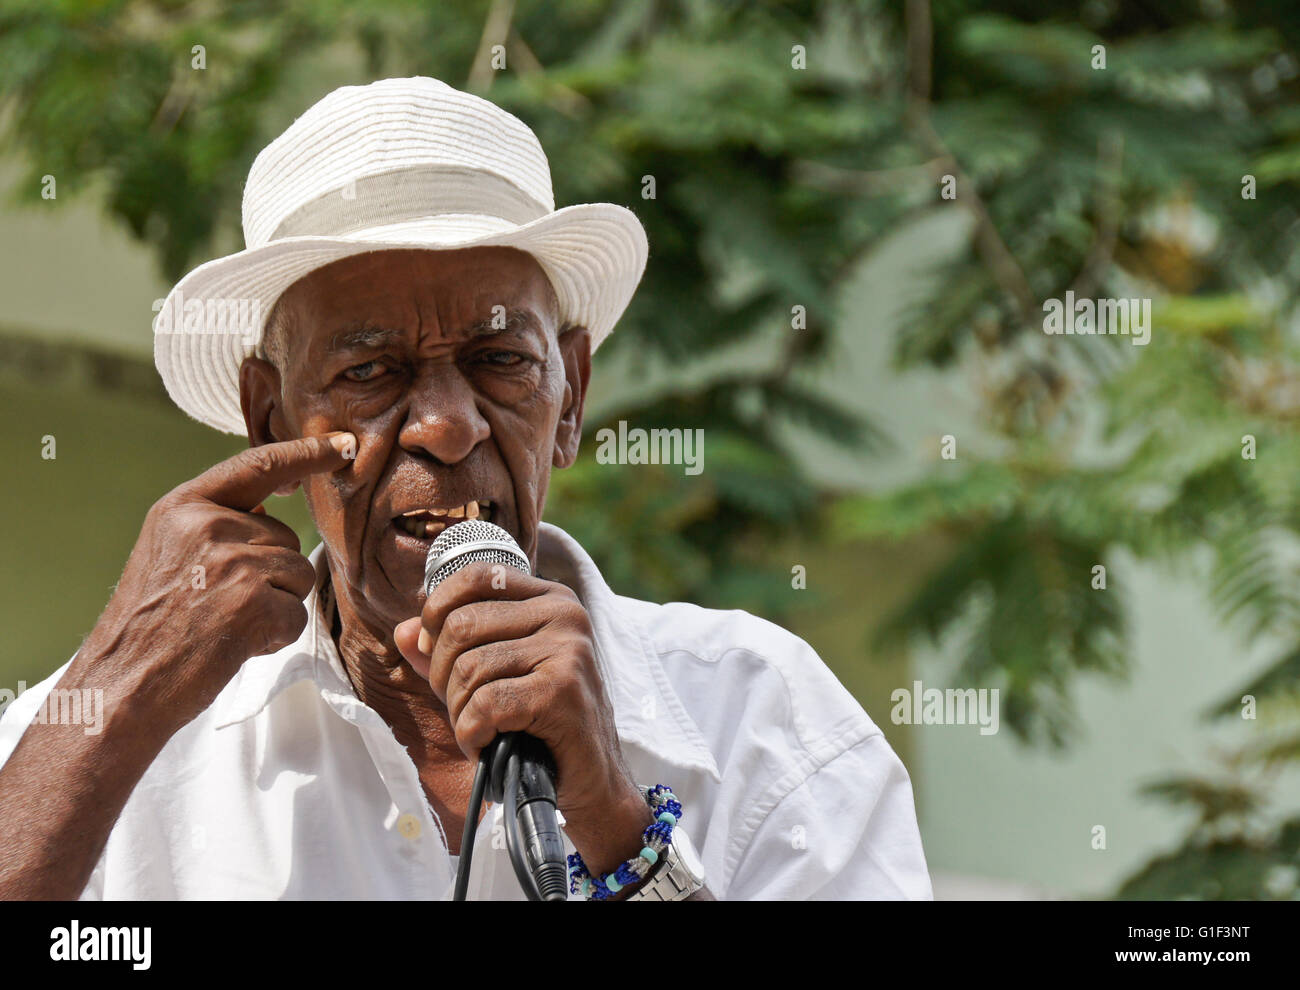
[0,523,931,900]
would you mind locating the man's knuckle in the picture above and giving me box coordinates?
[454,703,484,745]
[229,564,267,602]
[551,584,580,605]
[198,512,234,544]
[451,648,480,690]
[148,491,179,519]
[288,555,315,586]
[556,600,590,632]
[264,544,298,567]
[207,544,242,579]
[540,604,591,645]
[442,564,486,598]
[249,588,284,629]
[271,599,308,644]
[466,560,497,580]
[281,525,303,554]
[443,609,478,648]
[494,677,529,716]
[243,447,284,479]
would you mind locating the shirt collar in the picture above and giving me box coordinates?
[534,522,719,780]
[211,522,720,781]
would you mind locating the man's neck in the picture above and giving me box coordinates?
[325,570,480,851]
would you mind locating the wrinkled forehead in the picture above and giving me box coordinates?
[272,246,561,355]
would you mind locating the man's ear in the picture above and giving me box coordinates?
[239,356,299,496]
[553,325,592,469]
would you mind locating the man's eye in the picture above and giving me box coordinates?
[343,361,387,382]
[479,351,524,367]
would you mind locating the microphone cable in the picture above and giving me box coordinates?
[453,734,563,901]
[451,745,493,901]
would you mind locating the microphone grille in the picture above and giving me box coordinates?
[424,520,530,595]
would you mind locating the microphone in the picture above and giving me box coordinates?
[424,520,568,901]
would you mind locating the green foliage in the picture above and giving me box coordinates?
[1116,768,1300,899]
[837,0,1300,896]
[1116,833,1300,900]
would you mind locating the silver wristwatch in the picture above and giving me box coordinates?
[627,826,706,901]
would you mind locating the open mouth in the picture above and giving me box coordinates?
[391,499,495,541]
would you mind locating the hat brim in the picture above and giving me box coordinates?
[153,202,647,435]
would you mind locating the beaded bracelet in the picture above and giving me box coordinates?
[567,784,683,900]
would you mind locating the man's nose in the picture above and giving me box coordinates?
[397,366,491,465]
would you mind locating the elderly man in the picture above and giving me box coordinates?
[0,77,930,900]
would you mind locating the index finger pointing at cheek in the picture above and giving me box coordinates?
[181,432,356,511]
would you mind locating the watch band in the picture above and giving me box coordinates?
[627,827,705,901]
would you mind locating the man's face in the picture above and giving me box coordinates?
[239,246,590,632]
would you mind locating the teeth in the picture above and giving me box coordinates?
[396,500,493,537]
[397,516,441,538]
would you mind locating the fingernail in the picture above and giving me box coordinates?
[417,629,432,655]
[328,432,356,457]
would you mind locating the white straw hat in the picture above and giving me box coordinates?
[153,76,649,435]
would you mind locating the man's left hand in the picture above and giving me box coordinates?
[393,562,654,876]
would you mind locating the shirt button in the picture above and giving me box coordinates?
[396,813,422,840]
